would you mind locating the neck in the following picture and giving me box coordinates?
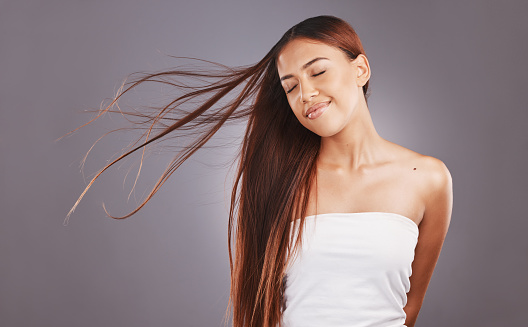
[317,96,387,171]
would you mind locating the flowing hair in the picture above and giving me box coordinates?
[67,15,369,327]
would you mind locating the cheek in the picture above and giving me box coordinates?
[334,73,354,96]
[330,74,359,108]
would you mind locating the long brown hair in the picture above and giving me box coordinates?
[67,15,369,327]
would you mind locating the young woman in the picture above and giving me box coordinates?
[69,15,452,327]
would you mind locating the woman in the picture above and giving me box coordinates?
[69,15,452,327]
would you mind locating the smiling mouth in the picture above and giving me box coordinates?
[305,101,331,119]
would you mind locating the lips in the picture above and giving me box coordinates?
[305,101,331,119]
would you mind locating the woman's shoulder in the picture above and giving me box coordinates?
[392,145,453,224]
[401,147,452,202]
[410,151,451,188]
[387,141,452,197]
[419,155,451,183]
[388,141,451,180]
[419,155,453,210]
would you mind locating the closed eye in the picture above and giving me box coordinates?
[285,71,325,94]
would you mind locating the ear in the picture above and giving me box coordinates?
[353,54,371,87]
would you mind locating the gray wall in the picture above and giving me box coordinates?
[1,0,527,326]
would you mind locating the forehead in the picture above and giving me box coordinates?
[276,38,347,74]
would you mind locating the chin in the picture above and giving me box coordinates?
[305,119,345,138]
[307,126,342,138]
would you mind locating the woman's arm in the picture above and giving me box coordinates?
[404,157,453,327]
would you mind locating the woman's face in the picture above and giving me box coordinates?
[276,38,368,137]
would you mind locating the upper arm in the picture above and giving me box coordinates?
[404,156,453,324]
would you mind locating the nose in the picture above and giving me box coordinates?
[299,80,318,104]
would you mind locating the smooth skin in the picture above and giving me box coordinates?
[277,38,453,327]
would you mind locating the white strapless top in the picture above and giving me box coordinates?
[281,212,419,327]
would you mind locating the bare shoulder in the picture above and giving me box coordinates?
[388,142,451,179]
[418,155,452,187]
[387,143,453,223]
[390,142,452,188]
[413,154,453,227]
[417,155,452,203]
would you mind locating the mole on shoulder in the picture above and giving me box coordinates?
[413,167,417,170]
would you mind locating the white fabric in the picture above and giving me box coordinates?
[281,212,419,327]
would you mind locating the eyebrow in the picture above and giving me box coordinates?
[279,57,329,82]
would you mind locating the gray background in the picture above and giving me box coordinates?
[1,0,527,326]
